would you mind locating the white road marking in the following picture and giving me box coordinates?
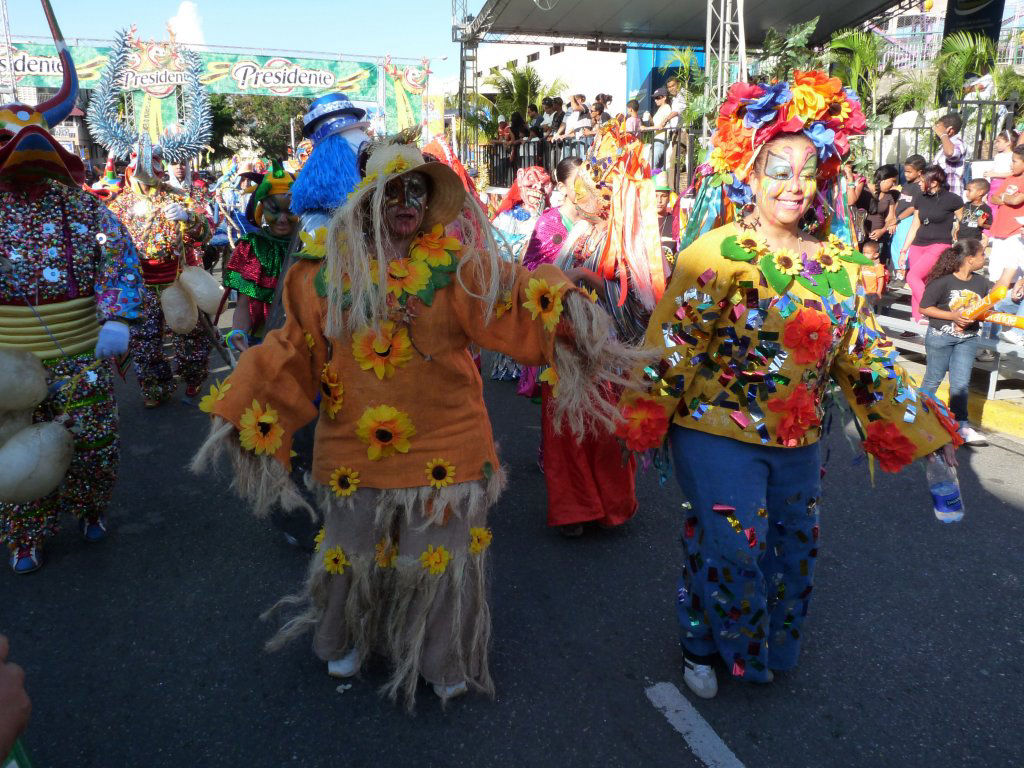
[645,682,746,768]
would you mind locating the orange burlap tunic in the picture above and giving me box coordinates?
[210,257,572,490]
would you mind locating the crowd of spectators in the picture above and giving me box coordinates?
[488,77,692,183]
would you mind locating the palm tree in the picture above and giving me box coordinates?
[829,28,892,117]
[992,64,1024,102]
[937,30,996,103]
[483,64,566,122]
[888,68,939,115]
[755,17,828,83]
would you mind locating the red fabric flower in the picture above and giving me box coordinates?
[721,82,764,118]
[782,309,833,365]
[862,420,917,473]
[766,385,821,446]
[616,396,670,452]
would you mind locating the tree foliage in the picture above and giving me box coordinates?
[756,17,828,83]
[829,28,892,117]
[205,94,310,161]
[483,64,566,122]
[937,30,996,103]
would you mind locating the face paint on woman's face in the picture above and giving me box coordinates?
[262,193,296,237]
[754,141,818,228]
[384,172,429,212]
[384,172,429,237]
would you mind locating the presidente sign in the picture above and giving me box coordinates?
[0,39,380,100]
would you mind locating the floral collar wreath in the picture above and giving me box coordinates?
[707,71,867,206]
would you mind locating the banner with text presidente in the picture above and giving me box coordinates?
[1,41,380,101]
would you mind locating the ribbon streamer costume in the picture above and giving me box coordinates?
[617,73,961,694]
[488,166,552,381]
[0,0,143,573]
[88,27,213,404]
[193,142,645,708]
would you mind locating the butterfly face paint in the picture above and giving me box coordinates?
[754,138,818,229]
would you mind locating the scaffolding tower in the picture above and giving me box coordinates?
[452,0,481,168]
[705,0,747,131]
[0,0,17,103]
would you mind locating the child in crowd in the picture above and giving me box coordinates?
[625,99,641,134]
[933,112,966,196]
[956,178,993,245]
[920,239,1022,446]
[859,239,887,312]
[891,154,927,280]
[987,145,1024,281]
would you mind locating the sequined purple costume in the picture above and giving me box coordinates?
[0,180,143,552]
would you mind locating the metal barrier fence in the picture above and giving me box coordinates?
[478,127,702,192]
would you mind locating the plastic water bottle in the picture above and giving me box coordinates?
[927,453,964,523]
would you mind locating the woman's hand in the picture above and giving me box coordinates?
[952,311,973,330]
[869,227,886,241]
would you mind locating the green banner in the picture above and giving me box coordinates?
[3,40,379,101]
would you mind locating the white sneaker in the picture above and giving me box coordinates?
[327,648,362,678]
[958,424,988,447]
[682,657,718,699]
[432,680,468,700]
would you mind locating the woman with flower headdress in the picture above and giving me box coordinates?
[222,161,297,352]
[192,139,645,708]
[488,165,553,381]
[617,71,962,699]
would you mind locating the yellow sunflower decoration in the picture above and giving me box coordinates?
[238,399,285,455]
[375,538,398,568]
[419,544,452,575]
[385,257,432,299]
[772,248,803,277]
[314,527,325,551]
[410,224,461,267]
[351,321,413,380]
[298,227,327,259]
[198,379,231,413]
[495,290,514,318]
[355,404,416,460]
[539,367,560,397]
[469,527,493,555]
[522,277,566,332]
[425,458,456,489]
[330,466,361,497]
[320,363,344,418]
[324,546,351,575]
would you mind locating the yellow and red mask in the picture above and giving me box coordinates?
[0,0,84,187]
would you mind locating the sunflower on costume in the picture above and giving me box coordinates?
[419,544,452,575]
[356,405,415,460]
[425,458,456,489]
[375,538,398,568]
[410,224,461,267]
[469,527,493,555]
[815,248,842,273]
[320,364,344,418]
[298,227,327,259]
[385,257,431,299]
[539,366,560,397]
[522,277,565,332]
[772,248,803,277]
[314,527,326,551]
[324,546,351,575]
[495,290,514,318]
[199,379,231,413]
[351,321,413,380]
[239,399,285,455]
[329,466,360,497]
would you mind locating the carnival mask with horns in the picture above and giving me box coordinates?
[0,0,85,186]
[87,26,212,188]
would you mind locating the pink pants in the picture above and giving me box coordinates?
[907,243,949,321]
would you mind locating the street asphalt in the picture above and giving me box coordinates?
[3,355,1023,768]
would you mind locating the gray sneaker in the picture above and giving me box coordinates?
[683,656,718,699]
